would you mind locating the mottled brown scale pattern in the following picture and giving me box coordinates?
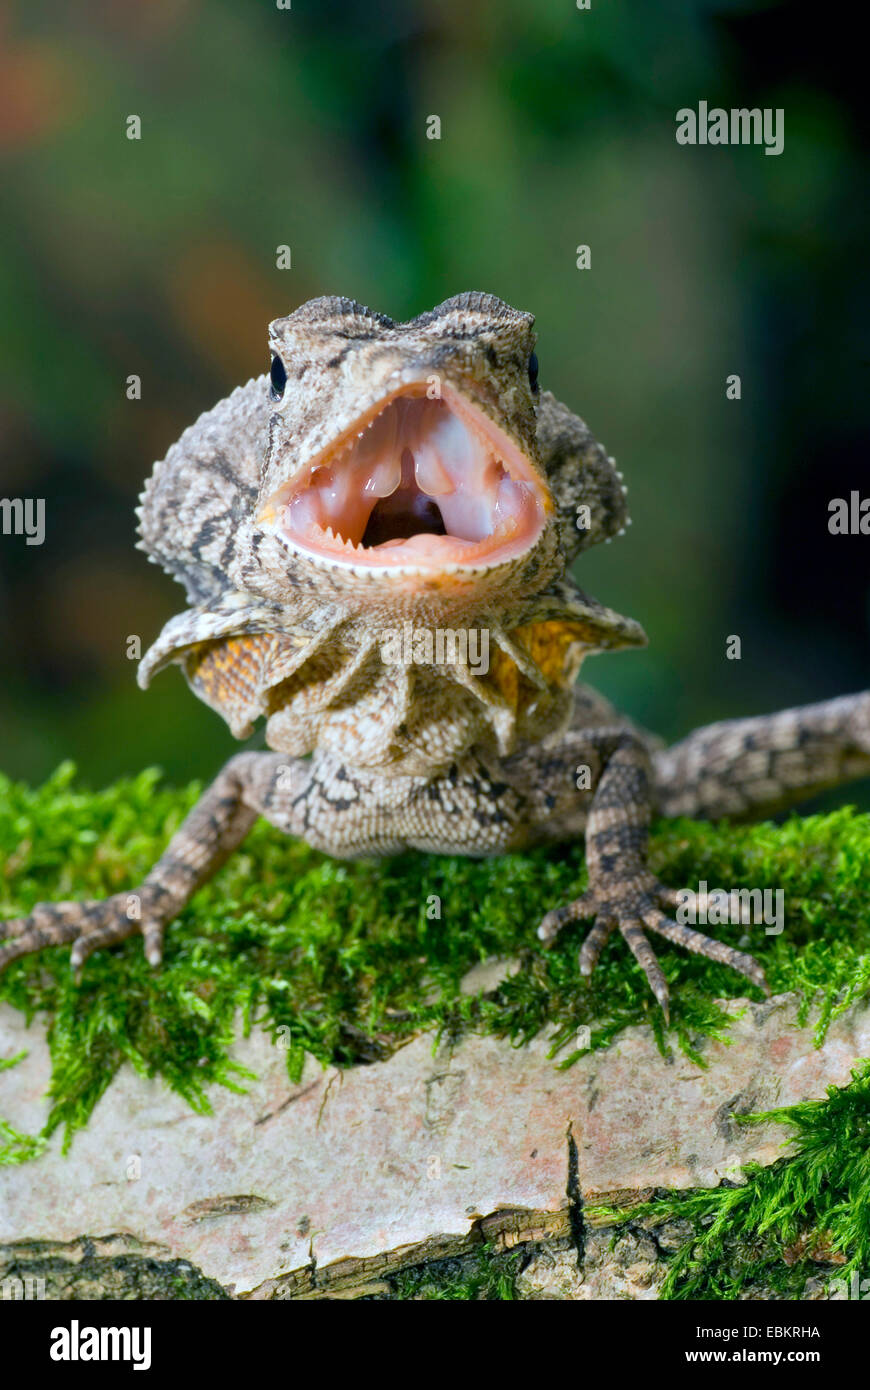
[3,291,870,1018]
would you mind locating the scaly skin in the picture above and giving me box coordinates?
[2,292,869,1019]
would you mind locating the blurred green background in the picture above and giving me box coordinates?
[1,0,867,793]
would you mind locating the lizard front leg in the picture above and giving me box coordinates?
[0,751,289,973]
[529,730,769,1018]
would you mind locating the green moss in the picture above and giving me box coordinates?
[386,1244,523,1300]
[1,763,869,1161]
[589,1061,870,1300]
[1,1051,48,1163]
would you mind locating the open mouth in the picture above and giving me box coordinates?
[268,386,550,569]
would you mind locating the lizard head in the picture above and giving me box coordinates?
[253,292,560,606]
[138,291,640,775]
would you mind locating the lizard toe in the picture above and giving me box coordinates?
[578,915,616,977]
[641,907,770,995]
[0,901,89,970]
[141,920,166,967]
[0,916,31,942]
[617,919,670,1020]
[69,901,141,970]
[537,891,596,944]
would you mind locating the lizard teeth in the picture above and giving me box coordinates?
[363,453,402,498]
[275,388,548,569]
[414,439,454,496]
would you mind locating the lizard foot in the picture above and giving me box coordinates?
[0,886,171,975]
[537,873,769,1020]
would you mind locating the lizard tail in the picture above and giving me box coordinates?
[653,691,870,822]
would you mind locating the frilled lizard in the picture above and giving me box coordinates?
[3,292,869,1017]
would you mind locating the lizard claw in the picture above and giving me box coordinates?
[538,873,769,1018]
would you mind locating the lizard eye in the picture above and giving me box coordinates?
[528,352,539,393]
[270,354,287,401]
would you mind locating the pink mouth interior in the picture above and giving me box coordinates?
[277,391,547,568]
